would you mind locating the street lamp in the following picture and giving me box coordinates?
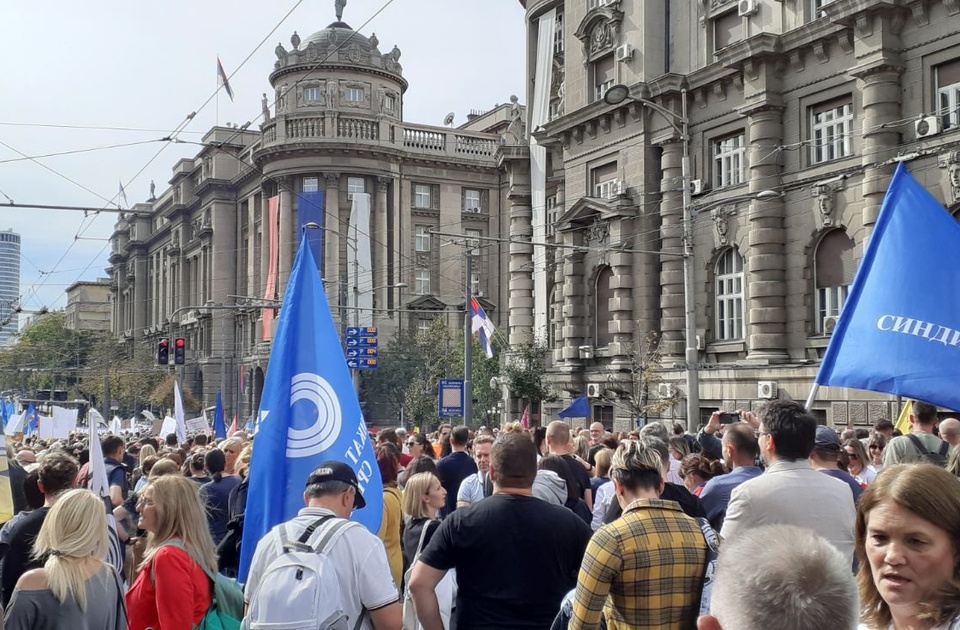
[603,84,781,430]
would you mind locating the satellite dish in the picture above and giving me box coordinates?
[443,112,455,127]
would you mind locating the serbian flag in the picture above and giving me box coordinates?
[217,56,235,102]
[227,415,238,438]
[470,297,496,359]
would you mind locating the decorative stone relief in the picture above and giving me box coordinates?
[586,219,610,245]
[574,2,623,64]
[811,178,846,229]
[712,206,733,247]
[937,150,960,204]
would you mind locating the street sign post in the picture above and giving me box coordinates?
[345,327,379,369]
[438,379,465,418]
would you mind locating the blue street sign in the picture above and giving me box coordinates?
[345,348,378,359]
[438,379,465,418]
[346,358,379,369]
[346,326,378,337]
[345,337,378,348]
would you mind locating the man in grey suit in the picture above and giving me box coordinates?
[720,400,856,567]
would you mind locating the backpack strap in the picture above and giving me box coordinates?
[149,539,215,584]
[281,515,335,553]
[939,440,950,457]
[906,433,932,457]
[694,517,720,615]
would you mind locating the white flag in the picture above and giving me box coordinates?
[173,380,187,444]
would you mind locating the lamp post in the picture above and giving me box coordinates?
[603,85,780,430]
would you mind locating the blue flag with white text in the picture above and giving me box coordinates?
[816,163,960,411]
[238,234,382,582]
[214,391,226,440]
[297,191,325,274]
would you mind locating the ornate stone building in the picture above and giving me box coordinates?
[107,15,522,421]
[516,0,960,430]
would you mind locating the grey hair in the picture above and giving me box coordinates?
[304,480,352,499]
[639,421,669,441]
[639,436,670,468]
[710,524,858,630]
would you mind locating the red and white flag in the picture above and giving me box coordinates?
[217,56,235,102]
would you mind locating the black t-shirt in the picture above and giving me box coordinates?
[560,454,592,503]
[419,494,592,630]
[0,506,49,608]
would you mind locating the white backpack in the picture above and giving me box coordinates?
[243,515,365,630]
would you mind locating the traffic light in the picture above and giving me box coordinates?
[157,338,169,365]
[174,337,186,365]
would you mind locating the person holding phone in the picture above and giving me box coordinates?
[698,415,763,531]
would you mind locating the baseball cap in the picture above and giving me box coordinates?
[305,461,367,509]
[814,426,841,451]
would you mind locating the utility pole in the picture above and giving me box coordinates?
[463,250,473,427]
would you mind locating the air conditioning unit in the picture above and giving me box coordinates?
[915,116,942,139]
[657,383,675,398]
[596,179,621,200]
[586,383,603,398]
[738,0,759,16]
[690,179,706,196]
[615,43,634,62]
[822,315,839,335]
[463,206,482,214]
[757,380,778,399]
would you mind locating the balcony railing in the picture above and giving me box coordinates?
[258,114,500,164]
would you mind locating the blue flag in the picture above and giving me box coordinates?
[297,191,325,273]
[559,395,591,419]
[816,163,960,411]
[214,391,226,440]
[238,234,383,582]
[24,403,38,436]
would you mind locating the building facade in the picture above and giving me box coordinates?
[107,14,521,421]
[0,230,21,347]
[64,279,111,332]
[516,0,960,431]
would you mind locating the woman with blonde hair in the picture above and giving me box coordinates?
[4,488,126,629]
[219,437,244,475]
[125,476,218,630]
[401,472,446,569]
[133,445,157,492]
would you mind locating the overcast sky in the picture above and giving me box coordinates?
[0,0,526,320]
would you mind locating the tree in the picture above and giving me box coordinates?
[78,339,168,415]
[149,373,202,414]
[359,328,422,423]
[602,331,680,423]
[501,341,554,416]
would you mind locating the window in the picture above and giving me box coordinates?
[554,12,564,55]
[592,55,615,103]
[547,285,558,349]
[715,249,745,341]
[591,162,619,199]
[936,60,960,131]
[815,230,855,333]
[347,177,365,200]
[714,12,742,53]
[810,99,853,164]
[465,229,481,248]
[417,318,433,334]
[415,225,431,252]
[713,133,746,189]
[303,86,322,102]
[302,177,319,192]
[814,0,836,17]
[588,0,614,8]
[471,271,481,296]
[385,93,397,113]
[414,269,431,295]
[463,189,482,213]
[344,87,364,103]
[595,266,614,347]
[414,184,432,209]
[546,195,559,237]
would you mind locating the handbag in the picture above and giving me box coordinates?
[401,520,456,630]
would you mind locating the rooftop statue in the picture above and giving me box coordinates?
[335,0,346,21]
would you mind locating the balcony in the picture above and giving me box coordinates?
[258,114,499,165]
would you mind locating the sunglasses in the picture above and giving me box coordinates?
[869,444,881,450]
[845,451,858,459]
[405,441,417,447]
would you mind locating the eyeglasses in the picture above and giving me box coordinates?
[845,452,858,459]
[869,444,881,450]
[405,441,417,447]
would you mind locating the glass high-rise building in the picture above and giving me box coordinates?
[0,230,21,347]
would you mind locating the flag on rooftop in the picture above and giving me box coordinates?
[217,56,235,102]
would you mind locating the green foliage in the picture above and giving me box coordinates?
[604,331,679,422]
[501,341,553,405]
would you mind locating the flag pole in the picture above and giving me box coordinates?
[463,249,473,427]
[804,383,820,412]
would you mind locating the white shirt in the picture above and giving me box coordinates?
[457,471,488,505]
[244,507,399,630]
[591,480,615,531]
[667,457,683,485]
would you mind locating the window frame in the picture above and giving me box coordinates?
[715,249,745,341]
[302,177,319,193]
[463,189,482,213]
[414,225,431,252]
[810,99,854,165]
[347,177,365,201]
[712,133,746,189]
[414,184,432,209]
[344,87,364,103]
[936,60,960,131]
[414,269,431,295]
[465,228,481,248]
[303,86,322,102]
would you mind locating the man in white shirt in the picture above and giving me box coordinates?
[243,461,401,630]
[456,435,494,508]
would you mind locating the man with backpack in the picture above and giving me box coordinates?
[242,461,401,630]
[882,400,951,466]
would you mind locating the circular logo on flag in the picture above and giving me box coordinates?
[286,373,342,458]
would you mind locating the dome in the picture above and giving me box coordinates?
[302,21,373,51]
[275,21,404,80]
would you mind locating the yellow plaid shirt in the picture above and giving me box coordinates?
[569,497,708,630]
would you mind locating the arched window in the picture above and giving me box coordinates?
[546,285,557,349]
[715,249,744,341]
[595,266,614,347]
[815,230,855,333]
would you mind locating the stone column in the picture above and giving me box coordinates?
[260,191,272,301]
[744,105,789,362]
[324,173,341,323]
[607,242,634,364]
[658,139,685,360]
[507,189,534,346]
[133,254,147,336]
[375,177,390,311]
[277,177,294,291]
[246,200,257,298]
[560,230,587,366]
[853,64,903,235]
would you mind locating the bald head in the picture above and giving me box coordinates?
[940,417,960,447]
[589,422,604,443]
[546,420,571,454]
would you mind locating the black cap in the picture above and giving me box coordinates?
[305,461,367,509]
[814,425,841,451]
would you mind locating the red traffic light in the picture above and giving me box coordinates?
[157,337,170,365]
[175,338,185,348]
[174,337,186,365]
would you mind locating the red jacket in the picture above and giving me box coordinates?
[126,543,211,630]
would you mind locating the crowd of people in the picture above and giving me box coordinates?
[0,399,958,629]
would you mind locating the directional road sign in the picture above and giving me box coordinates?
[345,337,378,348]
[346,348,378,359]
[346,358,379,369]
[346,326,378,337]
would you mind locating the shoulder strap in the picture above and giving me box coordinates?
[297,515,336,546]
[906,433,932,456]
[939,440,950,457]
[108,563,127,629]
[313,517,354,555]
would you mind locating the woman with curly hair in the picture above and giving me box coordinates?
[679,453,724,497]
